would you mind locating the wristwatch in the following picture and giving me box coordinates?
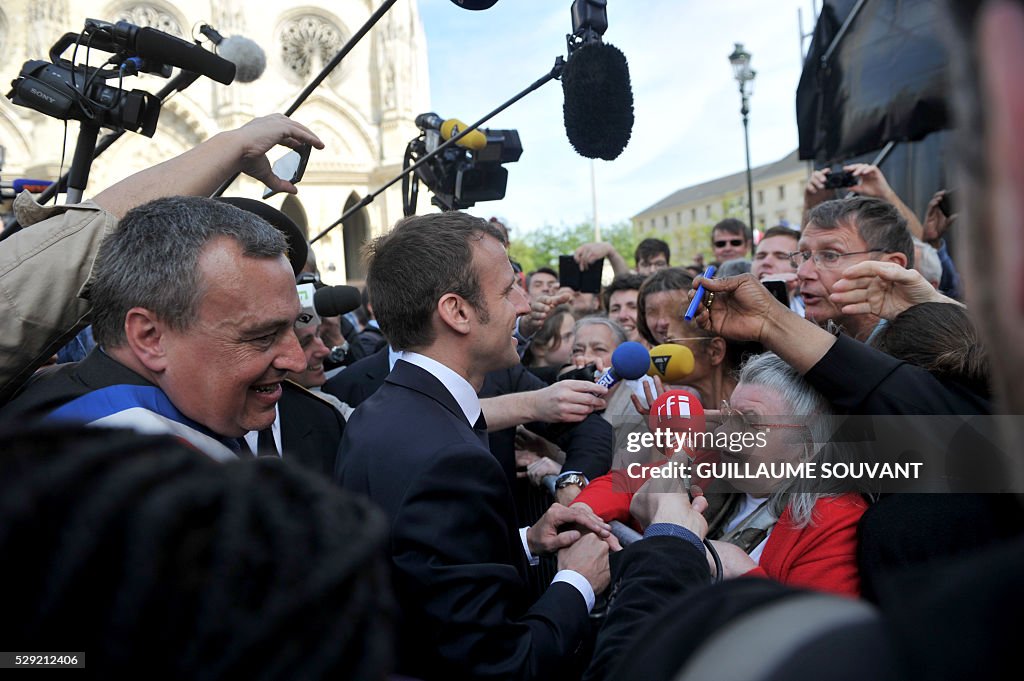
[329,342,350,363]
[554,472,588,490]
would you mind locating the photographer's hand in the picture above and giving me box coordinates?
[923,190,957,245]
[94,114,324,217]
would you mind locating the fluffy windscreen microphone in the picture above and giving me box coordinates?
[449,0,500,8]
[561,42,635,160]
[217,35,267,83]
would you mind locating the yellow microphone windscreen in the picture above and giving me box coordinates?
[647,343,695,383]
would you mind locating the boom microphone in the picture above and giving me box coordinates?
[561,41,635,160]
[200,25,266,83]
[313,285,362,317]
[449,0,500,8]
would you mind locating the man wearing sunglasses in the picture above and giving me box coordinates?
[794,196,913,342]
[711,218,752,264]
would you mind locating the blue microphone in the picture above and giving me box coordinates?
[596,341,651,388]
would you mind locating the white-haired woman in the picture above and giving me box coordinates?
[572,352,868,596]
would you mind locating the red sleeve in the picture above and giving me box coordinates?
[571,463,664,525]
[758,494,867,597]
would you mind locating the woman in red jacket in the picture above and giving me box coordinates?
[573,352,868,597]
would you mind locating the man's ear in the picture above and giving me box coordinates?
[437,293,472,336]
[123,307,170,372]
[881,251,909,269]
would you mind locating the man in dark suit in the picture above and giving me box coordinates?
[326,346,613,502]
[336,211,615,680]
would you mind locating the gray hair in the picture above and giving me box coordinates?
[716,258,751,277]
[575,316,628,347]
[736,352,836,527]
[913,238,942,287]
[90,196,288,348]
[807,196,915,269]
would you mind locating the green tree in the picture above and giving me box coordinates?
[509,220,641,276]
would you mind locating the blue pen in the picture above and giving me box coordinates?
[683,265,717,321]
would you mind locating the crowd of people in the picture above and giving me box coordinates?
[0,1,1022,678]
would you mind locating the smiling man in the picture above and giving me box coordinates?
[796,197,913,341]
[4,197,307,459]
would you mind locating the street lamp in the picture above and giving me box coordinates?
[728,42,756,256]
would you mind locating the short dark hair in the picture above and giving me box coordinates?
[0,425,393,678]
[634,238,670,266]
[806,196,915,269]
[712,218,751,243]
[526,267,557,289]
[365,212,505,351]
[90,197,287,348]
[760,225,801,242]
[602,272,646,310]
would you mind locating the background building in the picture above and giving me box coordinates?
[632,150,808,263]
[0,0,430,284]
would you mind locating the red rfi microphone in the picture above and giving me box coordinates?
[648,389,705,457]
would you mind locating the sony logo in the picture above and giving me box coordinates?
[29,88,56,104]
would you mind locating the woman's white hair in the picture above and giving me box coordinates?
[735,352,839,527]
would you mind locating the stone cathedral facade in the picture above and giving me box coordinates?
[0,0,430,283]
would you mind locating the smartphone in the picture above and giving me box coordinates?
[823,170,858,190]
[938,190,955,217]
[558,255,603,294]
[762,279,789,307]
[263,143,312,198]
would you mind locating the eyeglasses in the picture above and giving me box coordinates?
[664,337,712,345]
[787,249,883,270]
[714,239,745,248]
[718,400,812,435]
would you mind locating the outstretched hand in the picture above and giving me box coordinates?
[830,260,959,320]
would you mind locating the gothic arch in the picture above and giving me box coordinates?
[280,194,309,240]
[102,1,190,38]
[0,107,32,168]
[342,191,370,282]
[290,96,379,167]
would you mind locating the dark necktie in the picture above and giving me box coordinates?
[256,428,279,457]
[473,412,488,448]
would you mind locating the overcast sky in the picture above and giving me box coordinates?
[418,0,816,236]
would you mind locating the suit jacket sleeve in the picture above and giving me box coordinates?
[392,442,590,681]
[583,537,710,681]
[507,365,614,481]
[804,334,990,415]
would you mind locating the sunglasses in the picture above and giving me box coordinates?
[714,239,745,248]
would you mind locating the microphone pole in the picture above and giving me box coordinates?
[211,0,401,198]
[310,58,565,244]
[36,69,201,206]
